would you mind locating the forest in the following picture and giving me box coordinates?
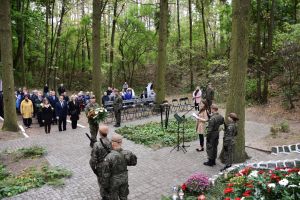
[0,0,298,107]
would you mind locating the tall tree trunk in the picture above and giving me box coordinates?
[262,0,275,104]
[176,0,181,49]
[45,0,50,85]
[155,0,168,104]
[294,0,298,23]
[200,0,208,56]
[255,0,262,102]
[223,0,251,163]
[0,0,19,132]
[188,0,194,91]
[109,0,118,87]
[92,0,102,105]
[14,0,26,86]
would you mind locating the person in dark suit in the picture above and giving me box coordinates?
[41,98,53,134]
[55,95,68,131]
[68,95,80,129]
[48,91,59,124]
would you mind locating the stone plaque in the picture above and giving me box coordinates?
[284,161,295,168]
[283,146,290,152]
[276,162,284,168]
[271,147,278,154]
[290,145,296,152]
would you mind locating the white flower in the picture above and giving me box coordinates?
[298,171,300,175]
[268,183,276,188]
[288,185,297,188]
[279,178,289,186]
[249,170,258,178]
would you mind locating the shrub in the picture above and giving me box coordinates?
[279,121,290,133]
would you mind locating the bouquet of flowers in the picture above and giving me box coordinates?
[183,172,211,194]
[86,107,108,124]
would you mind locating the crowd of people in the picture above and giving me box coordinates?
[14,84,81,133]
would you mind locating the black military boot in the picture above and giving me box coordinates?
[203,159,214,166]
[211,159,216,166]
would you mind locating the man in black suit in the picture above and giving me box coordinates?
[56,95,68,131]
[48,91,59,124]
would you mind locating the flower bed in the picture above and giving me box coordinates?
[223,167,300,199]
[161,167,300,200]
[116,118,197,148]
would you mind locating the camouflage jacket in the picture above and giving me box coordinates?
[85,102,100,124]
[207,112,224,136]
[113,96,123,111]
[89,136,111,175]
[101,149,128,189]
[223,122,238,146]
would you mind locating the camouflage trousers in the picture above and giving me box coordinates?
[89,123,99,146]
[224,144,234,166]
[108,183,129,200]
[206,133,219,160]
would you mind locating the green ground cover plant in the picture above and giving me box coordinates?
[116,118,198,148]
[0,146,72,199]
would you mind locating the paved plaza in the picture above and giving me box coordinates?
[0,113,299,200]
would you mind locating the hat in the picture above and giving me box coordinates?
[228,113,239,121]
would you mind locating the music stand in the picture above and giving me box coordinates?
[170,113,187,153]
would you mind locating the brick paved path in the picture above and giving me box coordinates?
[1,113,298,200]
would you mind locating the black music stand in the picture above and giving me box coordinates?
[170,113,187,153]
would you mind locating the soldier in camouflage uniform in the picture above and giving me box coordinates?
[101,134,137,200]
[90,125,112,200]
[113,90,123,127]
[221,113,238,171]
[204,104,224,167]
[85,95,100,147]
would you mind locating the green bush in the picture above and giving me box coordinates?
[0,165,9,181]
[116,118,198,148]
[279,121,290,133]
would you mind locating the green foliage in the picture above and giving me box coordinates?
[0,165,72,198]
[0,165,9,181]
[279,121,290,133]
[245,78,257,102]
[16,146,46,159]
[116,118,197,148]
[270,121,290,136]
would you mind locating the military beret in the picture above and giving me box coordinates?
[228,113,239,121]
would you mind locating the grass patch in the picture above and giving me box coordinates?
[0,146,72,198]
[16,146,46,159]
[0,165,72,198]
[116,118,198,148]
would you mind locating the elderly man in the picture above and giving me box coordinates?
[101,134,137,200]
[90,125,112,200]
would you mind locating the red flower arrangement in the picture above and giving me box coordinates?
[224,187,234,194]
[181,183,187,191]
